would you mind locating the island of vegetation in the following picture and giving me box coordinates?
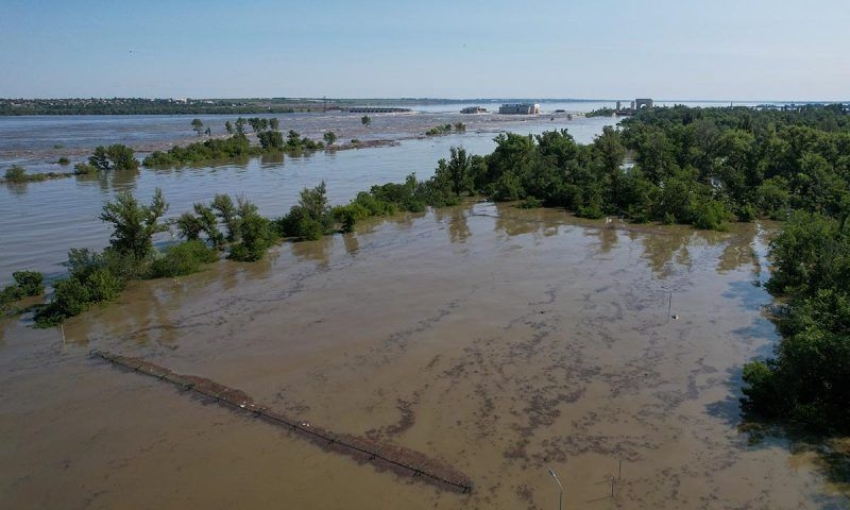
[142,117,327,167]
[4,103,850,439]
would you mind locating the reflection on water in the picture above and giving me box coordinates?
[342,234,360,255]
[5,181,29,196]
[290,236,334,268]
[74,167,140,194]
[259,152,285,167]
[596,225,618,254]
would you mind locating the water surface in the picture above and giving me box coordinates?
[1,206,845,509]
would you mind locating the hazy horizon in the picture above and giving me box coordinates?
[3,0,848,101]
[2,97,845,104]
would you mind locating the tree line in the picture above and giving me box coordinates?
[0,98,309,116]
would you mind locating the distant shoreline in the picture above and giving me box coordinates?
[0,97,843,117]
[0,97,616,117]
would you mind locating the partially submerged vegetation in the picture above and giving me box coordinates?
[142,118,325,168]
[425,122,465,136]
[0,271,44,311]
[7,103,850,440]
[24,146,475,326]
[2,144,142,184]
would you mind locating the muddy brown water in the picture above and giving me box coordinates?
[1,204,846,509]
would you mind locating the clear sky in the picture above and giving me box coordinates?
[1,0,848,101]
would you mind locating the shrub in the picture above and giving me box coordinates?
[73,163,97,175]
[517,196,543,209]
[57,157,71,166]
[332,205,358,233]
[4,165,27,182]
[13,271,44,296]
[276,207,325,240]
[228,215,275,261]
[692,200,729,230]
[34,265,124,327]
[0,285,24,309]
[149,240,219,278]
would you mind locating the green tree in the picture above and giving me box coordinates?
[225,120,234,134]
[435,147,474,196]
[258,130,284,150]
[89,145,139,171]
[211,194,238,242]
[100,188,169,262]
[361,115,371,126]
[323,131,337,146]
[191,118,204,136]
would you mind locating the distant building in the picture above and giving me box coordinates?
[498,103,540,115]
[635,98,653,109]
[461,106,488,114]
[614,98,654,117]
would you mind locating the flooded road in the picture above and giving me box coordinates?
[1,204,844,509]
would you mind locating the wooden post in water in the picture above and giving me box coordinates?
[618,458,622,479]
[667,292,673,323]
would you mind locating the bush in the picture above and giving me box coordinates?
[691,200,729,230]
[276,207,325,240]
[228,215,275,261]
[517,196,543,209]
[4,165,27,182]
[149,240,219,278]
[332,205,359,233]
[73,163,97,175]
[34,265,124,327]
[0,285,24,309]
[13,271,44,296]
[57,157,71,166]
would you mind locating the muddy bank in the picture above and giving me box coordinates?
[1,204,846,509]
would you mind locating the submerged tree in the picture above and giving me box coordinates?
[89,144,140,172]
[100,188,169,261]
[191,118,204,136]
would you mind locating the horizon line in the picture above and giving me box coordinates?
[1,96,848,104]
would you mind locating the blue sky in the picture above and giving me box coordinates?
[1,0,847,100]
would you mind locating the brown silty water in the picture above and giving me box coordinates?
[0,203,844,509]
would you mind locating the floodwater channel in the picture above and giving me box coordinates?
[1,204,847,509]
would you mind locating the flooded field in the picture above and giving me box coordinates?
[1,204,845,509]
